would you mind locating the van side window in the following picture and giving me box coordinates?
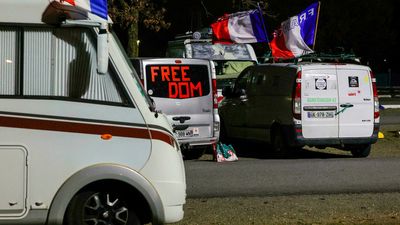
[0,26,128,105]
[248,71,266,96]
[0,27,18,95]
[234,68,252,93]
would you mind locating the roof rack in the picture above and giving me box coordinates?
[261,52,361,64]
[294,53,361,64]
[173,28,213,41]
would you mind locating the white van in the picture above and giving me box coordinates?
[220,62,380,157]
[0,1,185,225]
[131,58,220,159]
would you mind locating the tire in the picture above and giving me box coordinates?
[350,144,371,158]
[64,189,141,225]
[271,128,288,156]
[219,120,229,143]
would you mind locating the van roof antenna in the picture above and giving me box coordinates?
[201,1,214,18]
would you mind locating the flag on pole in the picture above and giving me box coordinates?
[211,9,267,44]
[62,0,108,19]
[270,2,320,59]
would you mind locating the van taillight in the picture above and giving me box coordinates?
[293,71,302,120]
[212,79,218,109]
[371,71,380,119]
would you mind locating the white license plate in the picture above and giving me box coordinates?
[176,129,194,138]
[307,111,335,118]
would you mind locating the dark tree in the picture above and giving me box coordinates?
[108,0,170,57]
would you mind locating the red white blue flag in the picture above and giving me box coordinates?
[270,2,320,59]
[62,0,108,19]
[211,9,267,44]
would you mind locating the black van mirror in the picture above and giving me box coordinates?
[222,86,233,97]
[237,88,246,96]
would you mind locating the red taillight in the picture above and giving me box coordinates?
[293,71,302,120]
[371,71,380,119]
[212,79,218,109]
[175,59,182,64]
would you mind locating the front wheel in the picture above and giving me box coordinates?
[350,144,371,158]
[64,190,141,225]
[271,128,290,157]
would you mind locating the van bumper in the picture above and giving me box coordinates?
[285,123,380,147]
[178,137,218,147]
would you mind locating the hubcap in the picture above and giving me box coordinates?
[83,192,129,225]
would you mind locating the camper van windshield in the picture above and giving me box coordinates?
[191,43,252,60]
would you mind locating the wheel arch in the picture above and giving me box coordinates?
[46,164,164,225]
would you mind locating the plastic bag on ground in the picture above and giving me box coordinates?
[214,142,238,162]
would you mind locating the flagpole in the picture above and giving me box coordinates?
[257,3,272,52]
[312,1,321,50]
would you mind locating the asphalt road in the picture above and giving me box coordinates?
[184,109,400,199]
[184,156,400,198]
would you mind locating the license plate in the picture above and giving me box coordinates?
[176,129,194,138]
[307,111,335,118]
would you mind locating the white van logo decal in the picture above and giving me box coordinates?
[307,97,336,103]
[315,78,327,90]
[349,76,359,87]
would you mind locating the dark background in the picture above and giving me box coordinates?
[137,0,399,85]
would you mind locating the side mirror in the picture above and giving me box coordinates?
[149,97,157,112]
[238,88,246,96]
[97,23,108,74]
[222,86,233,97]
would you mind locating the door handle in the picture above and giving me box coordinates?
[336,103,354,115]
[172,116,191,123]
[340,103,354,108]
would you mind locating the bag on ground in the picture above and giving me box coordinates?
[215,142,238,162]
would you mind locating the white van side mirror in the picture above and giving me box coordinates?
[97,23,108,74]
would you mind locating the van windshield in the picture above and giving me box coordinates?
[145,64,210,99]
[110,32,154,108]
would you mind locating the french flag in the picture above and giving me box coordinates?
[62,0,108,19]
[211,9,267,44]
[270,2,320,59]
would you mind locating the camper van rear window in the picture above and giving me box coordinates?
[145,65,210,99]
[191,43,252,60]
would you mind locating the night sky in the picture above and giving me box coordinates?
[138,0,399,75]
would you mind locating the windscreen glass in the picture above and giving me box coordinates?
[145,64,210,99]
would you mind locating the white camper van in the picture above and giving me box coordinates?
[131,58,220,159]
[220,62,380,157]
[0,1,186,225]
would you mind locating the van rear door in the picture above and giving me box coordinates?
[143,59,214,142]
[301,66,339,139]
[336,66,374,138]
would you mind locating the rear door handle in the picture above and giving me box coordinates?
[340,103,354,108]
[303,106,337,111]
[336,103,354,115]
